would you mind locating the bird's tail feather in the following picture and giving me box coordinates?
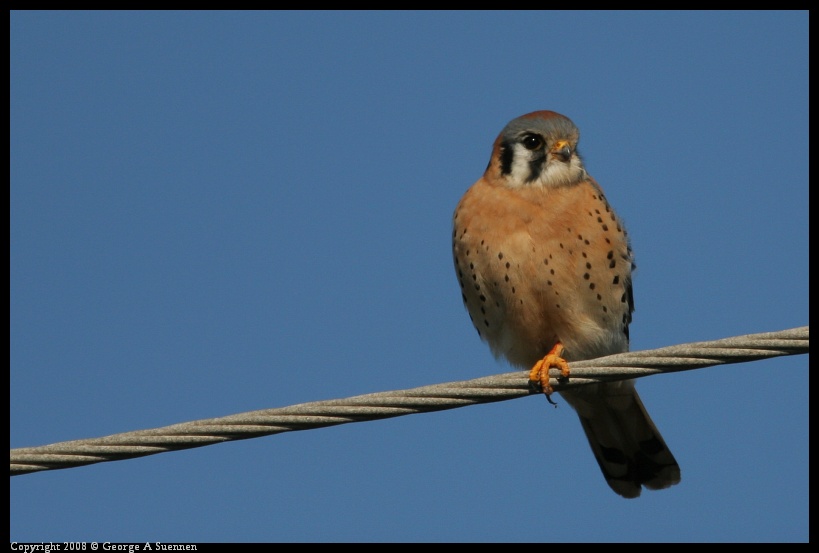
[560,380,681,499]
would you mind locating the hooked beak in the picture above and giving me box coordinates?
[551,140,572,162]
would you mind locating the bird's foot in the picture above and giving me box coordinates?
[527,342,570,405]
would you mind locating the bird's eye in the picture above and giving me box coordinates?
[522,134,543,150]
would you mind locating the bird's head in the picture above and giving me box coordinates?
[487,110,588,189]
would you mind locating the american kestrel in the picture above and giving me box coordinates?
[452,110,681,498]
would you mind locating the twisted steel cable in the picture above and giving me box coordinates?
[10,326,808,476]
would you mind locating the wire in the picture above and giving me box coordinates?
[10,326,808,477]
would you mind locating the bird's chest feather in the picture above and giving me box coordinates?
[452,180,633,365]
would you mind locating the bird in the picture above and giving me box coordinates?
[451,110,681,498]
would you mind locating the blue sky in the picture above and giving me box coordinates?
[10,11,808,543]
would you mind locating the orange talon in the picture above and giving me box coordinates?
[528,342,570,403]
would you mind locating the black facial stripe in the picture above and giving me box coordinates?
[526,154,546,182]
[499,141,514,175]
